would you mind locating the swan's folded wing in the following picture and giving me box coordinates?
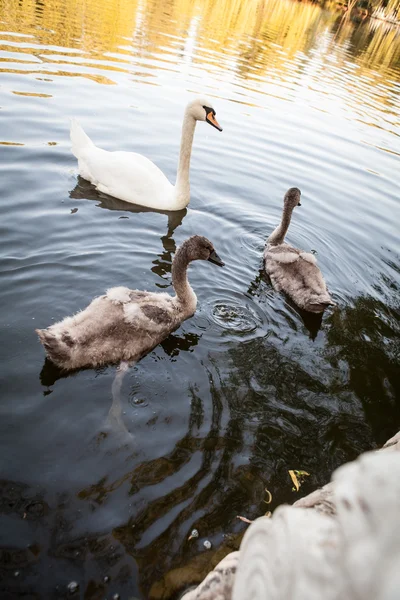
[266,246,299,264]
[78,147,174,208]
[123,293,176,332]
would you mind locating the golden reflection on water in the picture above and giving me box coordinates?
[12,90,52,97]
[0,0,138,52]
[0,0,399,91]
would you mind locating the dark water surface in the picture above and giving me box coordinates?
[1,0,399,597]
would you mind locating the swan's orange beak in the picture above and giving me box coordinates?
[206,112,223,132]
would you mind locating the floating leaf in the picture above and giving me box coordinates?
[264,488,272,504]
[236,515,253,524]
[289,469,299,491]
[295,470,310,478]
[289,469,310,492]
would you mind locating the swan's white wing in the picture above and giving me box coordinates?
[78,146,175,210]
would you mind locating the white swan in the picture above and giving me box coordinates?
[70,98,223,211]
[264,187,334,313]
[36,236,224,370]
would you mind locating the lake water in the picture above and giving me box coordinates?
[0,0,399,598]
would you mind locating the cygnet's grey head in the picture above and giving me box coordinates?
[178,235,225,266]
[284,187,301,210]
[186,97,223,131]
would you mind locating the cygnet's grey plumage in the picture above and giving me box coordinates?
[264,187,334,313]
[36,235,224,369]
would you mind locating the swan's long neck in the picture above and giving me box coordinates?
[268,203,293,245]
[174,111,196,208]
[172,247,197,312]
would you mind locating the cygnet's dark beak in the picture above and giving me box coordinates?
[298,201,301,206]
[208,249,225,267]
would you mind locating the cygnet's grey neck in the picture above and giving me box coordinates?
[175,110,196,207]
[268,203,294,245]
[171,245,196,308]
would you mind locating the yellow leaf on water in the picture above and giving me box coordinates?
[295,470,310,477]
[289,469,310,492]
[288,470,299,491]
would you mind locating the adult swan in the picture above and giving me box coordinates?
[70,98,223,211]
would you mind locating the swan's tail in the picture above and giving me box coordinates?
[70,118,94,158]
[308,296,336,312]
[36,329,71,368]
[320,293,336,308]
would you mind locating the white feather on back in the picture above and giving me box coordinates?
[106,286,132,304]
[123,303,144,324]
[268,251,299,264]
[299,252,318,265]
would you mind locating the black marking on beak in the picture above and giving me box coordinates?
[203,105,223,131]
[208,249,225,267]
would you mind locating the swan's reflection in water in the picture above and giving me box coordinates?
[247,268,324,340]
[70,176,187,236]
[39,328,200,439]
[39,359,134,440]
[70,175,187,285]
